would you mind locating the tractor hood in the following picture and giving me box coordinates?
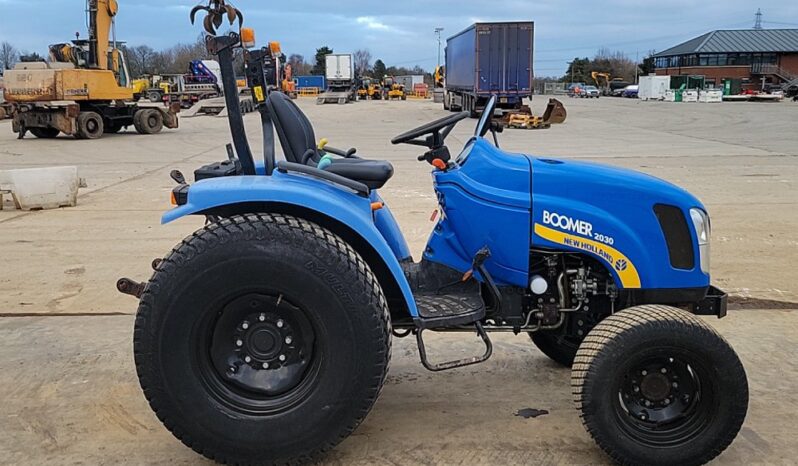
[530,157,709,290]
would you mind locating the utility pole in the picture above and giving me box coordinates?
[435,27,444,69]
[754,9,763,30]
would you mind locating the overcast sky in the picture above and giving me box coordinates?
[1,0,797,76]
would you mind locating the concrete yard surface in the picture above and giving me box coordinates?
[1,96,797,464]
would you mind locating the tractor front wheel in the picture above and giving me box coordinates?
[572,305,748,466]
[134,214,391,465]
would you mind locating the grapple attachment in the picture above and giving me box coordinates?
[190,0,244,34]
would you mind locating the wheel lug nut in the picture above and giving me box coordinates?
[242,322,249,330]
[262,362,269,369]
[645,401,652,407]
[633,387,640,393]
[259,314,266,322]
[244,356,252,363]
[285,336,293,344]
[661,368,667,374]
[229,366,236,373]
[641,370,647,376]
[235,339,243,347]
[277,320,284,328]
[663,399,670,405]
[279,354,286,362]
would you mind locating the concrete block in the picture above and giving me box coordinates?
[0,166,84,210]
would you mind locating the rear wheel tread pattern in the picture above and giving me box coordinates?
[571,305,748,466]
[134,213,391,465]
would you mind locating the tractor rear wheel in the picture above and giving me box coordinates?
[30,127,60,139]
[572,305,748,466]
[75,112,104,139]
[134,214,391,465]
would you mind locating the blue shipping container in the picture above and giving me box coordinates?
[445,22,534,112]
[295,75,326,89]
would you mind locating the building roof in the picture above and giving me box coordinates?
[654,29,798,57]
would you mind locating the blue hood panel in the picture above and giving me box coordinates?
[530,157,709,289]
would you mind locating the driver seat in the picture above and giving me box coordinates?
[266,92,394,190]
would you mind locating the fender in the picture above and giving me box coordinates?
[162,170,419,317]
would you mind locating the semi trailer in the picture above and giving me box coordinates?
[444,22,534,116]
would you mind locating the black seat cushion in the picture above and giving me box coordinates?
[325,158,394,190]
[266,92,394,190]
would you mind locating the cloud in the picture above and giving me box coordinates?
[356,16,390,31]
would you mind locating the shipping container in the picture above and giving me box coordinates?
[444,22,534,115]
[295,75,326,90]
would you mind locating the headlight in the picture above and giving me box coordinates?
[690,208,710,274]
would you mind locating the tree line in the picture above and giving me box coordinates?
[4,38,650,85]
[286,46,430,80]
[561,48,656,84]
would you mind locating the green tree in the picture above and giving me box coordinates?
[563,57,591,83]
[312,46,333,75]
[372,59,386,79]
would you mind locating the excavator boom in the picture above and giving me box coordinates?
[88,0,119,70]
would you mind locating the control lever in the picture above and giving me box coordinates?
[462,247,503,309]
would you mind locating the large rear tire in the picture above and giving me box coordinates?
[134,214,391,465]
[572,305,748,466]
[30,127,60,139]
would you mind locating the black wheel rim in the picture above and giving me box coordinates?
[615,349,715,446]
[147,115,158,127]
[196,292,321,415]
[87,118,99,133]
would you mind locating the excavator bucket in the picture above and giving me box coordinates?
[542,98,567,124]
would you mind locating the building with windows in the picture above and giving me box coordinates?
[653,29,798,91]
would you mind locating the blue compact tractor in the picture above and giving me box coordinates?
[118,3,748,465]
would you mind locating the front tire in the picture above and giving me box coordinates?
[134,214,391,465]
[75,111,104,139]
[572,305,748,466]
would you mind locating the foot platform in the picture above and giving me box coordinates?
[413,288,492,371]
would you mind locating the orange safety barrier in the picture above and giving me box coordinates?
[297,87,320,97]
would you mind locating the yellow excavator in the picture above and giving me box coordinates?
[591,71,613,96]
[3,0,178,139]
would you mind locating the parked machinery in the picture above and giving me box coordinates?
[444,22,534,116]
[317,53,356,104]
[3,0,178,139]
[383,76,407,100]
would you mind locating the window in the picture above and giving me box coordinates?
[699,55,709,66]
[717,54,727,66]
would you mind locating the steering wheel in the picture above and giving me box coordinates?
[391,111,469,148]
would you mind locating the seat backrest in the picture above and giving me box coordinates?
[266,92,319,164]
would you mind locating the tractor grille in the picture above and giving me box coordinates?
[654,204,695,270]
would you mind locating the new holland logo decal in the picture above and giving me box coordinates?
[535,213,641,288]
